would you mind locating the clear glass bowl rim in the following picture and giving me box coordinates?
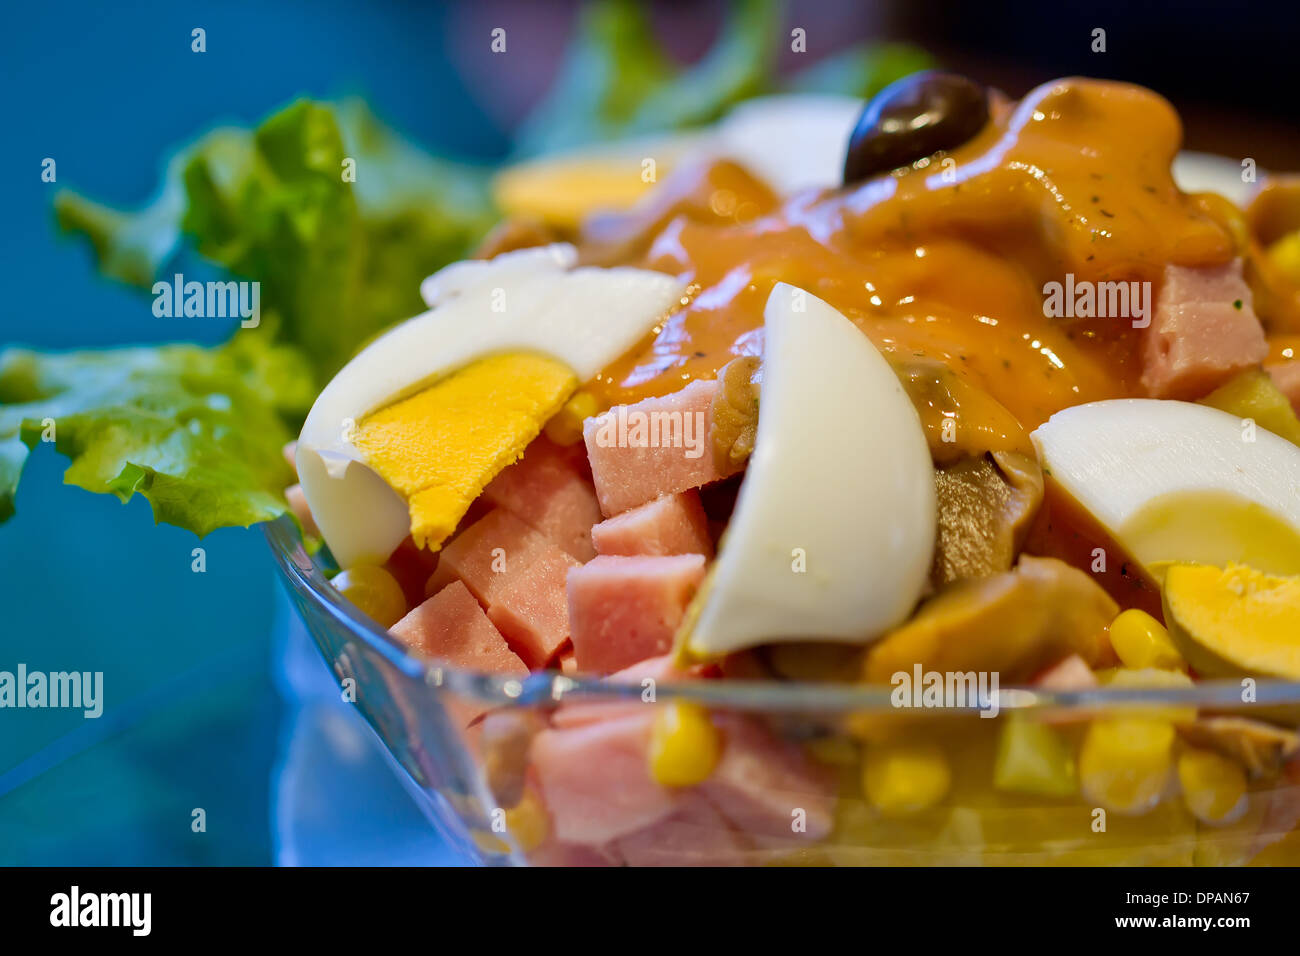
[265,515,1300,714]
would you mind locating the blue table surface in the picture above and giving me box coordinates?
[0,0,518,865]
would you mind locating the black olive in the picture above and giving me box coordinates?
[843,71,990,184]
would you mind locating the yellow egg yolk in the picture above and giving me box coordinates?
[494,156,668,231]
[352,352,577,551]
[1119,489,1300,580]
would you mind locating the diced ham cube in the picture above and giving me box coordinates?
[483,437,602,561]
[533,707,831,857]
[435,509,578,668]
[551,654,699,728]
[1267,361,1300,415]
[1032,653,1099,725]
[528,842,621,867]
[566,554,707,674]
[613,794,749,866]
[391,581,527,677]
[1033,653,1099,691]
[485,545,578,668]
[531,711,679,845]
[436,510,545,605]
[583,380,732,516]
[1142,260,1268,399]
[591,490,714,558]
[701,714,834,841]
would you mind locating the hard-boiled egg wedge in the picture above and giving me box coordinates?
[1031,399,1300,578]
[492,95,864,230]
[680,283,936,657]
[493,135,707,231]
[706,94,863,196]
[297,244,685,569]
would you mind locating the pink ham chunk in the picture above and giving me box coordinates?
[1033,653,1099,691]
[532,705,832,857]
[435,509,578,668]
[701,714,834,841]
[1032,653,1099,725]
[531,710,678,845]
[613,794,749,867]
[1142,259,1268,399]
[583,380,733,517]
[483,437,602,561]
[591,490,714,558]
[1267,362,1300,415]
[484,546,578,668]
[566,554,706,674]
[391,581,527,676]
[528,842,621,867]
[552,654,700,728]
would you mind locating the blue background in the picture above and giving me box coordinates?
[0,0,525,865]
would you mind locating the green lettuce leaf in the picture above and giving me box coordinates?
[14,99,496,536]
[623,0,779,134]
[513,0,676,156]
[0,336,313,535]
[57,99,495,383]
[514,0,931,157]
[515,0,778,156]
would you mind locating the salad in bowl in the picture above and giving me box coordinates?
[6,4,1300,866]
[276,71,1300,865]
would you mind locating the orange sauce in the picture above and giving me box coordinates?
[580,78,1242,446]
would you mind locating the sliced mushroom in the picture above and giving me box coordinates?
[710,355,761,474]
[863,555,1118,683]
[1178,716,1300,778]
[931,450,1044,587]
[892,357,1029,466]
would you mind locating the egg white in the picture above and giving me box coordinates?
[684,282,937,656]
[297,244,686,568]
[1031,399,1300,572]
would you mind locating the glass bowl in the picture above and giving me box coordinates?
[266,516,1300,866]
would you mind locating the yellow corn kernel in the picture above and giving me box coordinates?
[1079,718,1175,814]
[504,788,551,852]
[1098,667,1197,724]
[332,564,407,628]
[1108,609,1184,671]
[1267,231,1300,282]
[861,742,951,816]
[649,701,722,787]
[1177,748,1248,825]
[544,390,602,447]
